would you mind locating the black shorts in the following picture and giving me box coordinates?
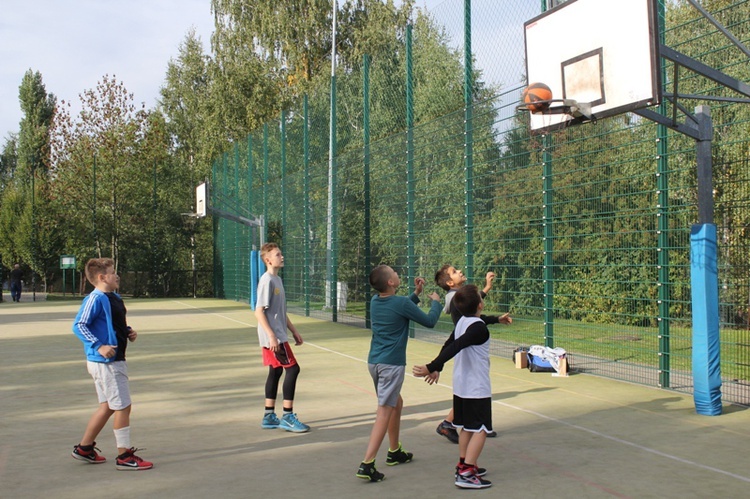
[453,395,493,433]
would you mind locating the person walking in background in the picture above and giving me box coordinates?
[255,242,310,433]
[10,263,23,302]
[71,258,153,470]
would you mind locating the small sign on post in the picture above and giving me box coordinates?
[60,255,76,296]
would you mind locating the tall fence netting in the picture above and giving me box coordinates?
[211,0,750,405]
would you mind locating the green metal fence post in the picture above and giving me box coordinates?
[327,41,339,323]
[221,150,228,299]
[93,153,97,256]
[464,0,474,282]
[263,124,269,240]
[543,136,554,347]
[247,134,254,240]
[542,0,554,348]
[212,159,218,298]
[406,23,416,337]
[281,110,287,253]
[247,134,254,298]
[303,95,311,317]
[656,0,671,388]
[363,54,372,329]
[406,23,415,293]
[152,161,157,296]
[234,142,240,299]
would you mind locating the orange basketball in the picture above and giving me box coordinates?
[523,82,552,113]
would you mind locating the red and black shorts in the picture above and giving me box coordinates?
[262,342,298,368]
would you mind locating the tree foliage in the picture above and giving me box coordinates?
[50,75,170,276]
[0,71,58,285]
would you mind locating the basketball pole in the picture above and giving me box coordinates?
[633,32,750,414]
[637,103,722,416]
[690,106,722,416]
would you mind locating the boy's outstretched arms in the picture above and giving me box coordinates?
[414,276,425,295]
[480,311,512,325]
[482,271,496,295]
[413,366,440,385]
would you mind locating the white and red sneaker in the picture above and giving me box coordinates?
[115,448,153,471]
[72,443,106,464]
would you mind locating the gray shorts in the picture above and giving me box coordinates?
[368,363,405,407]
[87,360,131,410]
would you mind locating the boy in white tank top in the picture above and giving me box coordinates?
[413,285,495,489]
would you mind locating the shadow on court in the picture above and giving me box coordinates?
[2,298,750,498]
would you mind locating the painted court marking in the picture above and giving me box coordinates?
[171,301,750,484]
[173,300,258,327]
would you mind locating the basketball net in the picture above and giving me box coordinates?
[517,98,593,134]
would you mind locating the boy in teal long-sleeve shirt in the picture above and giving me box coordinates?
[356,265,442,482]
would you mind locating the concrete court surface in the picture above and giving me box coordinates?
[2,297,750,499]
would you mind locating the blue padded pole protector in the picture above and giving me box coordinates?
[250,250,259,310]
[690,224,722,415]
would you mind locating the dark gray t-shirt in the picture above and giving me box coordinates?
[256,272,288,347]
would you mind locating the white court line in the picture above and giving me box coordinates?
[171,301,750,484]
[493,400,750,483]
[173,300,257,327]
[305,341,750,484]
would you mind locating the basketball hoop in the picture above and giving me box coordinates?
[516,99,594,120]
[517,98,596,134]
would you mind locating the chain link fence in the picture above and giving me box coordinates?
[211,0,750,405]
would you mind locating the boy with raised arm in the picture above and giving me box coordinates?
[356,265,442,482]
[414,284,494,489]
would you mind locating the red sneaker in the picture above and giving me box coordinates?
[72,443,106,464]
[115,448,153,471]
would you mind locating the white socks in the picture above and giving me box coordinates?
[114,426,131,450]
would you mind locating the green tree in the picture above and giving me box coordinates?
[7,71,59,289]
[160,29,212,178]
[50,75,170,277]
[17,70,56,179]
[211,0,333,90]
[0,185,24,265]
[0,134,18,189]
[159,29,216,293]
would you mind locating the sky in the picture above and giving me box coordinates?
[0,0,518,146]
[0,0,216,142]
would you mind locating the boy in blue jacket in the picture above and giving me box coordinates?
[71,258,153,470]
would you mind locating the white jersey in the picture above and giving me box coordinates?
[443,290,456,314]
[453,316,491,399]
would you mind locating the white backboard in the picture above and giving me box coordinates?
[524,0,661,131]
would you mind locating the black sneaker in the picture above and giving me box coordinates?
[487,430,498,438]
[455,468,492,489]
[456,463,487,478]
[385,443,413,466]
[356,460,385,482]
[436,420,459,444]
[71,442,106,464]
[115,448,153,471]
